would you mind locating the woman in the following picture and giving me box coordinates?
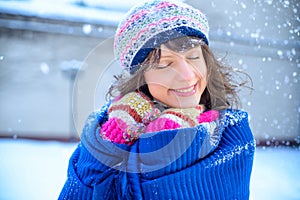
[59,1,255,199]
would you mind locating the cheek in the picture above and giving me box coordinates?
[144,70,171,87]
[194,62,207,82]
[147,83,167,100]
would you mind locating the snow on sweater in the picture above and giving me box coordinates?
[59,101,255,200]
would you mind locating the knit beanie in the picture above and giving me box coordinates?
[114,0,209,74]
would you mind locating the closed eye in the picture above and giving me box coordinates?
[187,56,200,60]
[157,62,172,69]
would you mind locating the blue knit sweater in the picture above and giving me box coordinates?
[59,103,255,200]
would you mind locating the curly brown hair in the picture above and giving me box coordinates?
[107,36,252,110]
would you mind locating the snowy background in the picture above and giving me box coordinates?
[0,0,299,199]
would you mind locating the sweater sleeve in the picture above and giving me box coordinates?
[59,105,142,200]
[58,143,125,200]
[58,145,94,200]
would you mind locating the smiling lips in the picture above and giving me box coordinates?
[171,83,197,97]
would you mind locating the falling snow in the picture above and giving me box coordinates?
[40,62,50,74]
[0,0,299,198]
[82,24,92,35]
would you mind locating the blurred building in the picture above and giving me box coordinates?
[0,0,299,146]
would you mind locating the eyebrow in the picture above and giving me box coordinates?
[159,49,175,58]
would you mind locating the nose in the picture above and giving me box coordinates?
[174,57,195,81]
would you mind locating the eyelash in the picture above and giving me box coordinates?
[157,62,172,69]
[187,56,200,60]
[157,56,200,69]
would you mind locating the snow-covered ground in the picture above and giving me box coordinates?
[0,139,299,200]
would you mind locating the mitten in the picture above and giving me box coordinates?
[145,106,220,133]
[197,110,220,123]
[145,105,205,133]
[100,92,160,144]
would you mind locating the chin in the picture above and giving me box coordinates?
[177,98,201,108]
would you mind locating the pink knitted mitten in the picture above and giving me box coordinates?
[197,110,220,123]
[100,92,160,144]
[145,105,205,133]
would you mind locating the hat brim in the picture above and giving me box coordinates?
[130,26,209,74]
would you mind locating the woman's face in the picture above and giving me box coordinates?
[144,44,207,108]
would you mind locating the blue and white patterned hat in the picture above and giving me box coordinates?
[114,0,209,74]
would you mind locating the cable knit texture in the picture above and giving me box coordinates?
[59,102,255,200]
